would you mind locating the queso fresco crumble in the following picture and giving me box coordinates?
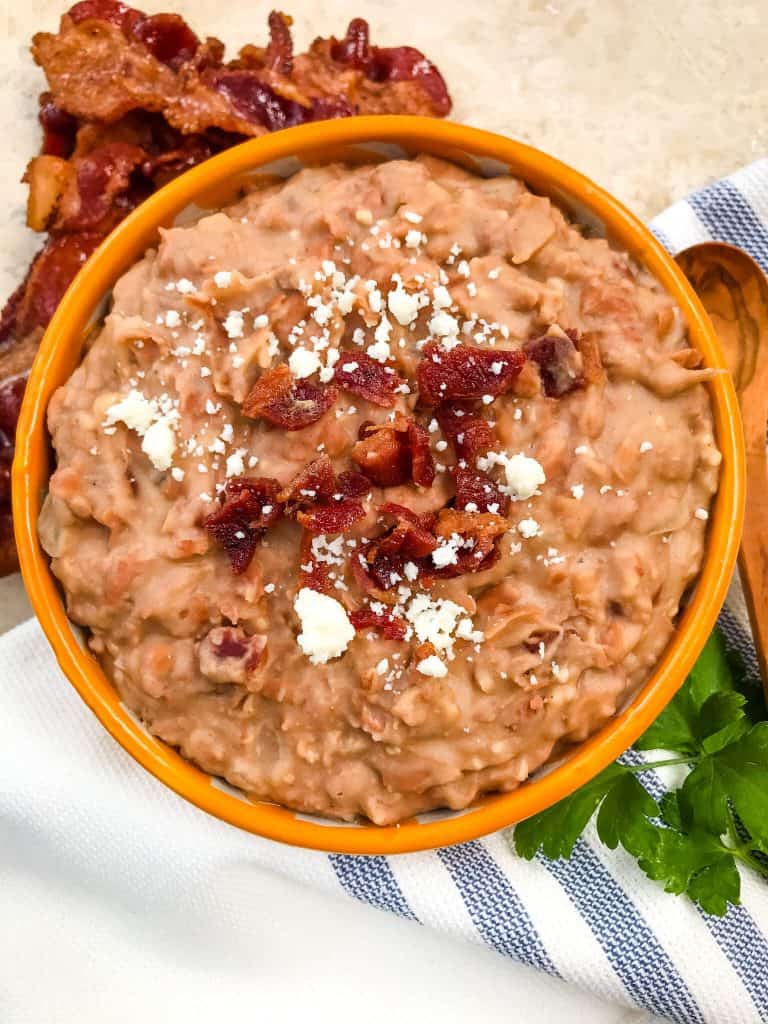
[39,156,721,825]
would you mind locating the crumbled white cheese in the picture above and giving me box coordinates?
[289,347,322,379]
[476,451,546,500]
[695,508,709,521]
[225,449,246,478]
[176,278,195,294]
[141,417,177,471]
[213,271,232,288]
[171,467,185,482]
[164,310,181,328]
[518,518,541,539]
[404,229,423,248]
[417,655,448,678]
[639,441,654,453]
[104,390,157,433]
[570,483,585,500]
[402,210,423,224]
[405,594,467,655]
[223,311,245,339]
[294,588,355,665]
[432,285,452,309]
[387,280,422,326]
[367,338,391,363]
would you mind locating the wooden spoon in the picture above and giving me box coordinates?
[676,242,768,693]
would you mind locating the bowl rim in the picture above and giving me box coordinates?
[13,115,745,855]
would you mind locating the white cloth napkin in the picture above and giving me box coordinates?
[3,160,768,1024]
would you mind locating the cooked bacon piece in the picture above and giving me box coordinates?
[352,416,435,487]
[453,467,509,516]
[355,503,437,592]
[51,142,147,232]
[265,11,293,74]
[428,508,508,579]
[329,17,451,116]
[408,421,435,487]
[297,499,365,535]
[525,329,604,397]
[203,476,283,573]
[336,469,371,497]
[69,1,202,69]
[39,93,78,158]
[278,454,336,508]
[349,606,408,641]
[242,364,338,431]
[297,530,333,595]
[377,503,438,557]
[14,233,104,339]
[435,402,496,461]
[353,420,409,487]
[334,351,403,408]
[280,455,368,535]
[417,341,525,405]
[33,5,450,132]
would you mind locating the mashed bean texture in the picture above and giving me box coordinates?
[40,157,720,824]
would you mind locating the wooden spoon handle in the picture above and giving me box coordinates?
[677,243,768,697]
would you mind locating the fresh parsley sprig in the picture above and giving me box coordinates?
[507,630,768,916]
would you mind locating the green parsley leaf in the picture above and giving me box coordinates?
[513,763,624,860]
[508,627,768,916]
[680,722,768,843]
[595,773,658,858]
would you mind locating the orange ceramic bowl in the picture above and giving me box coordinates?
[13,116,745,854]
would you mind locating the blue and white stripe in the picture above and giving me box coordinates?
[327,161,768,1024]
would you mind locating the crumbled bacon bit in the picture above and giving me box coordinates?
[297,498,365,535]
[434,508,507,574]
[417,341,525,405]
[336,469,371,498]
[349,606,407,641]
[278,454,336,509]
[297,531,333,594]
[280,455,368,535]
[352,416,435,487]
[355,503,437,593]
[242,364,338,430]
[454,466,509,516]
[435,402,496,461]
[203,476,283,573]
[334,351,404,407]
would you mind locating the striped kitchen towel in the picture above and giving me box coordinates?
[2,160,768,1024]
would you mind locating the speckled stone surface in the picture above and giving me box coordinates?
[0,6,763,1019]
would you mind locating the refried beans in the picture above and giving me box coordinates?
[38,156,721,825]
